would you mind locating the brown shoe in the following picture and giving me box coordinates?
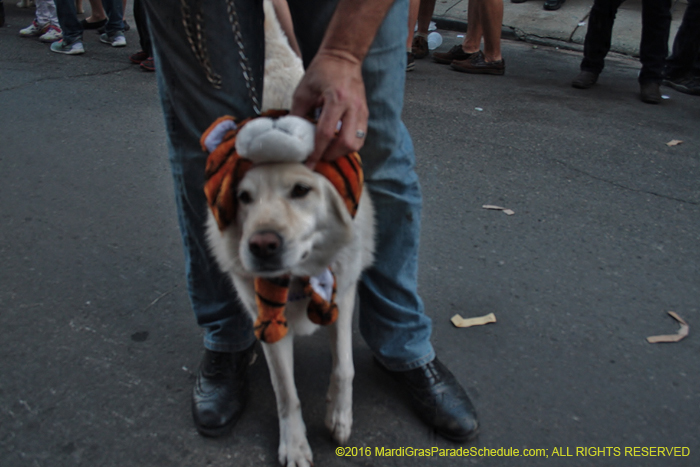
[433,44,475,64]
[412,35,429,59]
[571,70,598,89]
[451,51,505,75]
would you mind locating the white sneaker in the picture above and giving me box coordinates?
[20,20,48,37]
[39,25,63,43]
[50,39,85,55]
[99,31,126,47]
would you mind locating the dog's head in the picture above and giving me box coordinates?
[202,112,362,277]
[236,163,356,276]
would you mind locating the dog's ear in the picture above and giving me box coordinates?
[321,178,354,230]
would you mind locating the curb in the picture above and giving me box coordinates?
[433,15,586,55]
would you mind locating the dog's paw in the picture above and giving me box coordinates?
[325,371,353,444]
[278,416,313,467]
[325,393,353,445]
[278,438,313,467]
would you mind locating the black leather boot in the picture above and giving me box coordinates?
[192,345,255,437]
[381,357,480,442]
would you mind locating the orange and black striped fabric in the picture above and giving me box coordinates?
[253,272,337,343]
[201,110,364,231]
[314,151,363,219]
[253,276,291,343]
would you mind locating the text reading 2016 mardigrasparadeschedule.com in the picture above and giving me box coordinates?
[335,446,690,459]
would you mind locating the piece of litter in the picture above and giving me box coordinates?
[532,45,538,49]
[647,311,689,344]
[666,139,683,147]
[662,95,670,100]
[451,313,497,328]
[475,107,483,111]
[578,21,586,27]
[482,205,515,215]
[457,34,465,38]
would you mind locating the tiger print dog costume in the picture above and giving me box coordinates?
[201,110,364,343]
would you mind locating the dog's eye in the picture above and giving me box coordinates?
[291,184,311,199]
[238,190,253,204]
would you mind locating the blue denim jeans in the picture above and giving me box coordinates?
[144,0,434,371]
[581,0,672,83]
[54,0,124,44]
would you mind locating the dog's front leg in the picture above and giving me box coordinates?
[325,290,355,445]
[262,335,313,467]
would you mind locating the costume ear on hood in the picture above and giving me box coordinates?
[201,110,363,232]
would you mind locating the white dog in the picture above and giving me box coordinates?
[202,2,375,466]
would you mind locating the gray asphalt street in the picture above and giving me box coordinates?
[1,4,699,467]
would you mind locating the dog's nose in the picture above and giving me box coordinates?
[249,231,283,259]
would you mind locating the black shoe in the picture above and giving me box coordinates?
[640,81,662,104]
[80,18,107,30]
[544,0,565,10]
[406,52,416,72]
[379,357,479,442]
[663,73,700,96]
[192,345,255,437]
[572,70,599,89]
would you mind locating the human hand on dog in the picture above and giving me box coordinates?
[291,49,369,169]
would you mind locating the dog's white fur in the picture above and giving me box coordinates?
[261,0,305,112]
[205,2,375,466]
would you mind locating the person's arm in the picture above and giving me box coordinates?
[290,0,396,168]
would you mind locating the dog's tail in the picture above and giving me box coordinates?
[262,0,305,111]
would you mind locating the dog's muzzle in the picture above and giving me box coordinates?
[248,230,284,271]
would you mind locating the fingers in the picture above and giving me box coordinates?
[303,96,368,169]
[291,52,369,169]
[290,76,321,121]
[330,106,367,159]
[305,101,343,167]
[307,101,361,163]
